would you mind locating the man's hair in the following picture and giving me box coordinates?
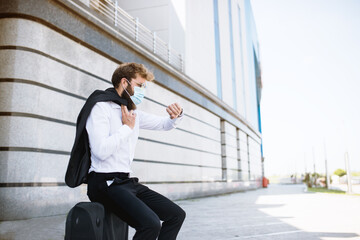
[111,62,154,88]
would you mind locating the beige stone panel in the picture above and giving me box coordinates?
[0,50,112,99]
[131,161,222,182]
[0,151,69,183]
[0,82,84,124]
[134,139,222,168]
[0,18,118,81]
[0,116,74,152]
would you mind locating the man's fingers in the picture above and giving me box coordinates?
[123,105,129,115]
[174,103,181,111]
[169,104,180,115]
[173,103,182,113]
[170,104,178,113]
[168,105,176,114]
[166,108,175,119]
[166,108,173,115]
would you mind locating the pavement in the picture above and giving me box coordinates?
[1,184,360,240]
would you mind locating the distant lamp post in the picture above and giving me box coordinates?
[324,139,330,189]
[345,152,353,194]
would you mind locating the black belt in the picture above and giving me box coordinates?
[89,171,129,180]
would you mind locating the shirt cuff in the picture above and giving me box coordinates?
[170,109,184,125]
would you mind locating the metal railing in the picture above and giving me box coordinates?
[78,0,184,72]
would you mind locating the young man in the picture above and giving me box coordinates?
[85,63,186,240]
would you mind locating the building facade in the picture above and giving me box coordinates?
[0,0,263,220]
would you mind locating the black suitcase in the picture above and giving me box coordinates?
[65,202,128,240]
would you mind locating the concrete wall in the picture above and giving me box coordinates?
[115,0,261,127]
[184,0,218,96]
[0,0,262,220]
[242,0,261,132]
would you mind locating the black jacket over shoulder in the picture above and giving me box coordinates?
[65,88,128,188]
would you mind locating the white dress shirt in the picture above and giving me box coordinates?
[85,101,183,174]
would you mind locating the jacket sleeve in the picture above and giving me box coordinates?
[138,109,183,130]
[85,102,132,160]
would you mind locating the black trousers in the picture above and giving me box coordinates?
[87,172,186,240]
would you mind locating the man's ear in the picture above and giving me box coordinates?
[120,78,128,88]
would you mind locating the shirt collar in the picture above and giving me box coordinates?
[110,102,121,109]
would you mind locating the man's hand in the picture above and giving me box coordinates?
[166,103,183,119]
[121,105,136,129]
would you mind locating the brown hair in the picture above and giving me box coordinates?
[111,62,154,88]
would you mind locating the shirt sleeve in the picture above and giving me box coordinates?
[138,109,184,131]
[85,102,133,160]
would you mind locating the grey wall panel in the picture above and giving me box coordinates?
[0,82,84,124]
[227,169,239,180]
[225,145,238,159]
[139,85,221,142]
[139,98,221,142]
[0,18,118,82]
[139,128,221,156]
[135,139,221,168]
[0,117,74,151]
[0,50,112,98]
[131,161,222,182]
[143,81,221,129]
[226,158,238,170]
[146,181,256,200]
[241,157,249,172]
[0,185,88,221]
[240,150,248,167]
[224,133,237,149]
[248,137,262,181]
[0,152,68,183]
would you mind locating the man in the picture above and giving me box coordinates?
[85,63,186,240]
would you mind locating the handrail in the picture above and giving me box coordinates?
[78,0,184,72]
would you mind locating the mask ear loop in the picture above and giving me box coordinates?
[122,79,136,104]
[122,79,131,96]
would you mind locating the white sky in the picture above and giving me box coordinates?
[250,0,360,175]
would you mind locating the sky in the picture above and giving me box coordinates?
[250,0,360,176]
